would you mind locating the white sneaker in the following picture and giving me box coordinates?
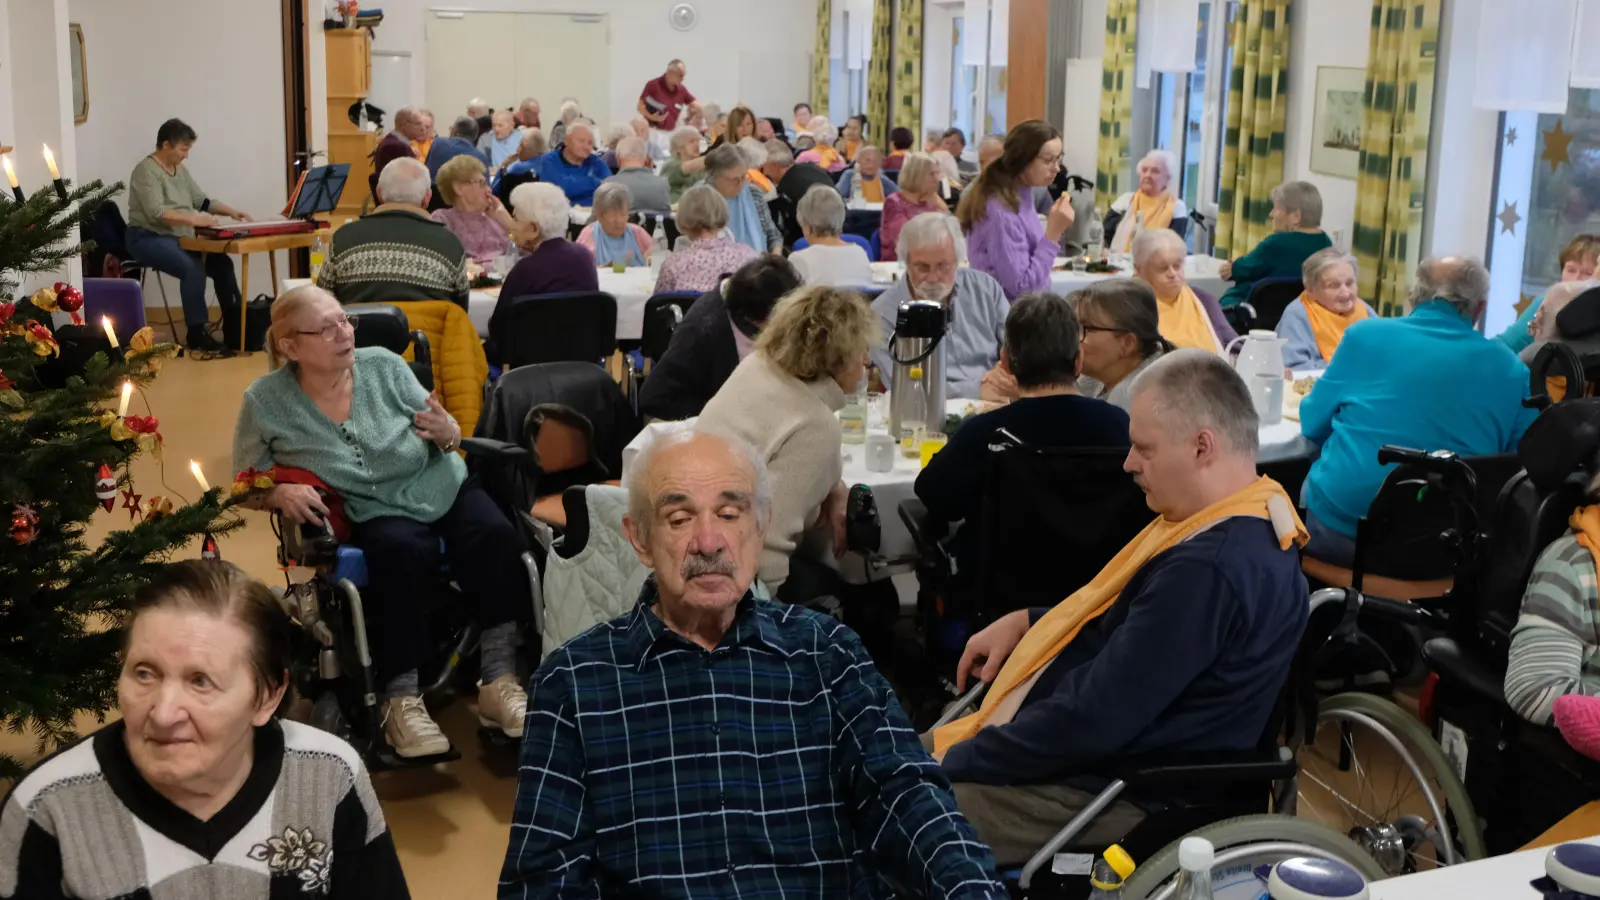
[382,696,452,758]
[478,675,528,739]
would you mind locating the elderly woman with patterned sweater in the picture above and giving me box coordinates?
[957,120,1077,300]
[1278,249,1378,371]
[697,285,881,601]
[0,561,411,899]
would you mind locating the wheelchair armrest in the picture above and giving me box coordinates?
[1115,746,1296,789]
[459,437,531,463]
[897,499,949,557]
[1421,637,1508,709]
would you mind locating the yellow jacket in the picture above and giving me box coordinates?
[398,301,488,437]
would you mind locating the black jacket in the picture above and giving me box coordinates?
[637,288,740,422]
[772,163,838,246]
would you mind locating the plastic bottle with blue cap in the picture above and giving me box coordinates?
[1544,841,1600,898]
[1267,857,1369,900]
[1173,837,1216,900]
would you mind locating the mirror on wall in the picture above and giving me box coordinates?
[69,24,88,124]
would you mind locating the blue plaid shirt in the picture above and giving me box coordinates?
[498,584,1005,899]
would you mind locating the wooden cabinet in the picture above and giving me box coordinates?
[325,29,375,221]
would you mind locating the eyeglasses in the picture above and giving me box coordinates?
[1036,153,1063,168]
[1080,325,1128,341]
[298,314,354,342]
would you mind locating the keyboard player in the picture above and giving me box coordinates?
[125,118,254,355]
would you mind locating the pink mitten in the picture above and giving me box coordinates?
[1552,694,1600,761]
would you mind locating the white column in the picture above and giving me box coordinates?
[6,0,81,290]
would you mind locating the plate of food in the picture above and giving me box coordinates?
[469,272,503,290]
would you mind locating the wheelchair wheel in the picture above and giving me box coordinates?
[1119,815,1387,900]
[1296,692,1485,874]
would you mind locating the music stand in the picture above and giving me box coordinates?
[291,164,350,220]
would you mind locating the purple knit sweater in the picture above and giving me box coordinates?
[965,188,1056,301]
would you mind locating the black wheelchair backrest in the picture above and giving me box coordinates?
[344,303,433,391]
[641,292,699,362]
[499,292,619,369]
[1356,450,1519,582]
[973,439,1153,619]
[1473,471,1589,660]
[477,361,640,480]
[1244,277,1305,332]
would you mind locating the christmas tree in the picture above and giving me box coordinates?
[0,180,239,778]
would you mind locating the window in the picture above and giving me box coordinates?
[1143,0,1235,224]
[1486,93,1600,337]
[829,7,873,120]
[951,15,978,139]
[946,1,1006,149]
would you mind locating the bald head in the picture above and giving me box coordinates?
[977,134,1005,169]
[1408,255,1490,321]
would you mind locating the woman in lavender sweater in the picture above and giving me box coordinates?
[956,120,1078,300]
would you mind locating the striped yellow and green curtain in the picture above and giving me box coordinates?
[867,0,894,146]
[894,0,924,146]
[1096,0,1138,209]
[812,0,832,119]
[1215,0,1291,259]
[1353,0,1439,316]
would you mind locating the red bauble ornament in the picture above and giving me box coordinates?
[10,505,39,545]
[54,285,84,325]
[94,463,117,512]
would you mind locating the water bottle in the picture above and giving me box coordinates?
[651,218,670,277]
[1088,844,1137,899]
[310,233,328,281]
[1172,837,1215,900]
[1087,209,1104,261]
[840,374,866,445]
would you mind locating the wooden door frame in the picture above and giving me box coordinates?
[281,0,312,278]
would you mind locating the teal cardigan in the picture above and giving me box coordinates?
[233,347,466,524]
[1493,293,1543,354]
[1219,230,1333,307]
[1300,299,1536,538]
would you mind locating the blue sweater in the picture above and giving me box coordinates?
[1277,297,1379,371]
[527,145,611,207]
[1301,299,1537,538]
[940,516,1308,785]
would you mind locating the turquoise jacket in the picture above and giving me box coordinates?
[1493,293,1544,354]
[1301,299,1536,538]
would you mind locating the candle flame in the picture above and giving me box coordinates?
[117,380,132,417]
[42,145,59,180]
[189,460,210,492]
[1,156,15,189]
[101,316,119,348]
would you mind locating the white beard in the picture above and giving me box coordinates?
[913,280,954,303]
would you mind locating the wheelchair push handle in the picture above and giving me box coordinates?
[1376,445,1479,490]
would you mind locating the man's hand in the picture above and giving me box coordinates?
[269,484,329,525]
[955,609,1033,692]
[821,481,849,558]
[1218,260,1234,280]
[979,364,1019,404]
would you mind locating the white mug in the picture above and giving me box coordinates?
[866,434,897,473]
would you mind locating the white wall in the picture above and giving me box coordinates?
[373,0,818,127]
[1423,0,1497,262]
[1282,0,1367,248]
[7,0,80,291]
[0,0,15,149]
[68,0,288,304]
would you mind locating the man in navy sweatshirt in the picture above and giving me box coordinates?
[931,349,1310,865]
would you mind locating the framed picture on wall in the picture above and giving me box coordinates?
[1310,66,1364,180]
[69,24,88,124]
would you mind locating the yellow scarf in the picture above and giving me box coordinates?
[858,174,885,203]
[933,477,1307,753]
[813,145,842,169]
[747,168,774,193]
[1300,292,1370,363]
[842,139,862,162]
[1113,190,1178,251]
[411,137,434,161]
[1158,284,1224,354]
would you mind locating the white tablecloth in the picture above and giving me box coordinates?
[867,255,1232,300]
[283,272,654,342]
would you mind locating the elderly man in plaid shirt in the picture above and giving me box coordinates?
[499,428,1006,899]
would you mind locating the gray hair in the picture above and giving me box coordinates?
[676,183,730,234]
[765,140,795,167]
[616,136,649,164]
[670,127,702,157]
[736,137,768,169]
[467,97,489,115]
[591,181,632,217]
[1271,180,1324,228]
[797,185,847,237]
[376,157,430,206]
[1302,247,1359,290]
[930,149,961,183]
[1130,348,1260,457]
[566,120,596,145]
[899,152,937,192]
[977,134,1005,154]
[1407,255,1490,318]
[704,144,747,180]
[857,144,883,162]
[519,128,548,157]
[450,116,479,141]
[1131,228,1187,270]
[1138,149,1179,182]
[559,99,582,124]
[510,181,572,242]
[897,211,968,263]
[626,426,773,540]
[701,102,723,124]
[807,116,838,144]
[602,122,633,148]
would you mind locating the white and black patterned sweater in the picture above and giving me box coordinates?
[0,719,409,899]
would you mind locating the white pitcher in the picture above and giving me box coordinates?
[1225,330,1288,424]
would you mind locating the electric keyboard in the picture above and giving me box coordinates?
[193,218,317,239]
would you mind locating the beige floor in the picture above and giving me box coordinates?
[2,353,1441,895]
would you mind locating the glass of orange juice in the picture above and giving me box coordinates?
[918,432,949,468]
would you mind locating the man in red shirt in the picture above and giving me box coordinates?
[638,59,701,160]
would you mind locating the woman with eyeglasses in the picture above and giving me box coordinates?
[956,119,1076,300]
[233,285,533,761]
[1071,278,1178,409]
